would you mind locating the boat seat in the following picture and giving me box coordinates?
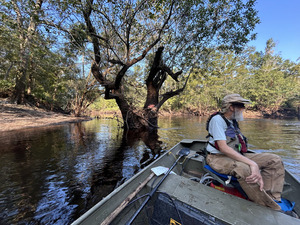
[200,144,236,187]
[202,159,236,187]
[202,159,248,199]
[204,164,237,183]
[201,144,248,199]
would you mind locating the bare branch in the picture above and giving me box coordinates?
[108,59,125,66]
[128,0,175,66]
[160,65,182,82]
[95,9,126,45]
[99,21,124,65]
[39,19,69,33]
[128,38,160,65]
[156,68,192,110]
[82,0,101,64]
[90,33,108,42]
[125,0,148,61]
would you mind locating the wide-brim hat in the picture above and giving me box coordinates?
[222,94,251,106]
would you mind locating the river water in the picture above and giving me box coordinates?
[0,117,299,224]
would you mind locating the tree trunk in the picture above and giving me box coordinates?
[83,3,185,130]
[14,67,27,104]
[5,63,13,80]
[12,0,43,104]
[114,93,149,130]
[90,47,185,130]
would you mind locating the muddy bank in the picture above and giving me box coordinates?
[0,99,91,132]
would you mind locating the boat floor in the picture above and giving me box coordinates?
[148,173,298,225]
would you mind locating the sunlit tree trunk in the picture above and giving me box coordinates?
[12,0,43,104]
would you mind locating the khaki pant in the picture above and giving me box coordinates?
[206,153,285,210]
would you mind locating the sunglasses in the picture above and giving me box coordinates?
[231,102,245,108]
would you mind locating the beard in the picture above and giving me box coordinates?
[233,108,244,121]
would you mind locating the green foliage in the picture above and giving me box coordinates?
[244,39,300,112]
[0,8,20,82]
[0,0,298,117]
[89,97,119,111]
[0,0,101,113]
[121,65,147,108]
[0,80,14,93]
[173,39,300,114]
[160,75,182,111]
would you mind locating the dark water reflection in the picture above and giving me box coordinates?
[0,117,299,224]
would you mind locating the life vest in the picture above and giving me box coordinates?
[206,112,248,153]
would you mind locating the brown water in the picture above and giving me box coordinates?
[0,117,299,224]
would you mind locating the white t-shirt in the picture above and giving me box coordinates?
[206,114,232,154]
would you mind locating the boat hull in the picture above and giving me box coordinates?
[72,139,300,225]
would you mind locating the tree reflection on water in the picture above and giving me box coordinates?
[0,120,164,224]
[0,117,299,224]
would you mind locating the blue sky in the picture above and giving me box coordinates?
[248,0,300,62]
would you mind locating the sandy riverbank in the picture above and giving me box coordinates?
[0,98,265,132]
[0,99,91,132]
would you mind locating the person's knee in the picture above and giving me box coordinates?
[267,154,283,167]
[233,163,251,179]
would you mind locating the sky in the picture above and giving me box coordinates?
[248,0,300,62]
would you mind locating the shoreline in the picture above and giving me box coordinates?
[0,100,91,132]
[1,99,297,133]
[89,109,263,119]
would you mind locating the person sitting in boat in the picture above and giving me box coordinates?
[206,93,284,210]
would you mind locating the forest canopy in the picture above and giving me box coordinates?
[0,0,299,121]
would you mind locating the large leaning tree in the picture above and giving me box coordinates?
[47,0,259,130]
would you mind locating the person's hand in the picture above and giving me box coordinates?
[246,163,264,191]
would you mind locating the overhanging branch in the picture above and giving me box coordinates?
[156,68,192,110]
[160,65,182,82]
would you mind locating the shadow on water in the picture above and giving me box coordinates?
[0,120,163,225]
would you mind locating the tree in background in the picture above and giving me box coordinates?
[69,69,100,117]
[245,39,300,115]
[1,0,64,105]
[0,0,100,114]
[2,0,297,119]
[0,14,19,95]
[175,39,300,116]
[176,48,250,115]
[7,0,44,104]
